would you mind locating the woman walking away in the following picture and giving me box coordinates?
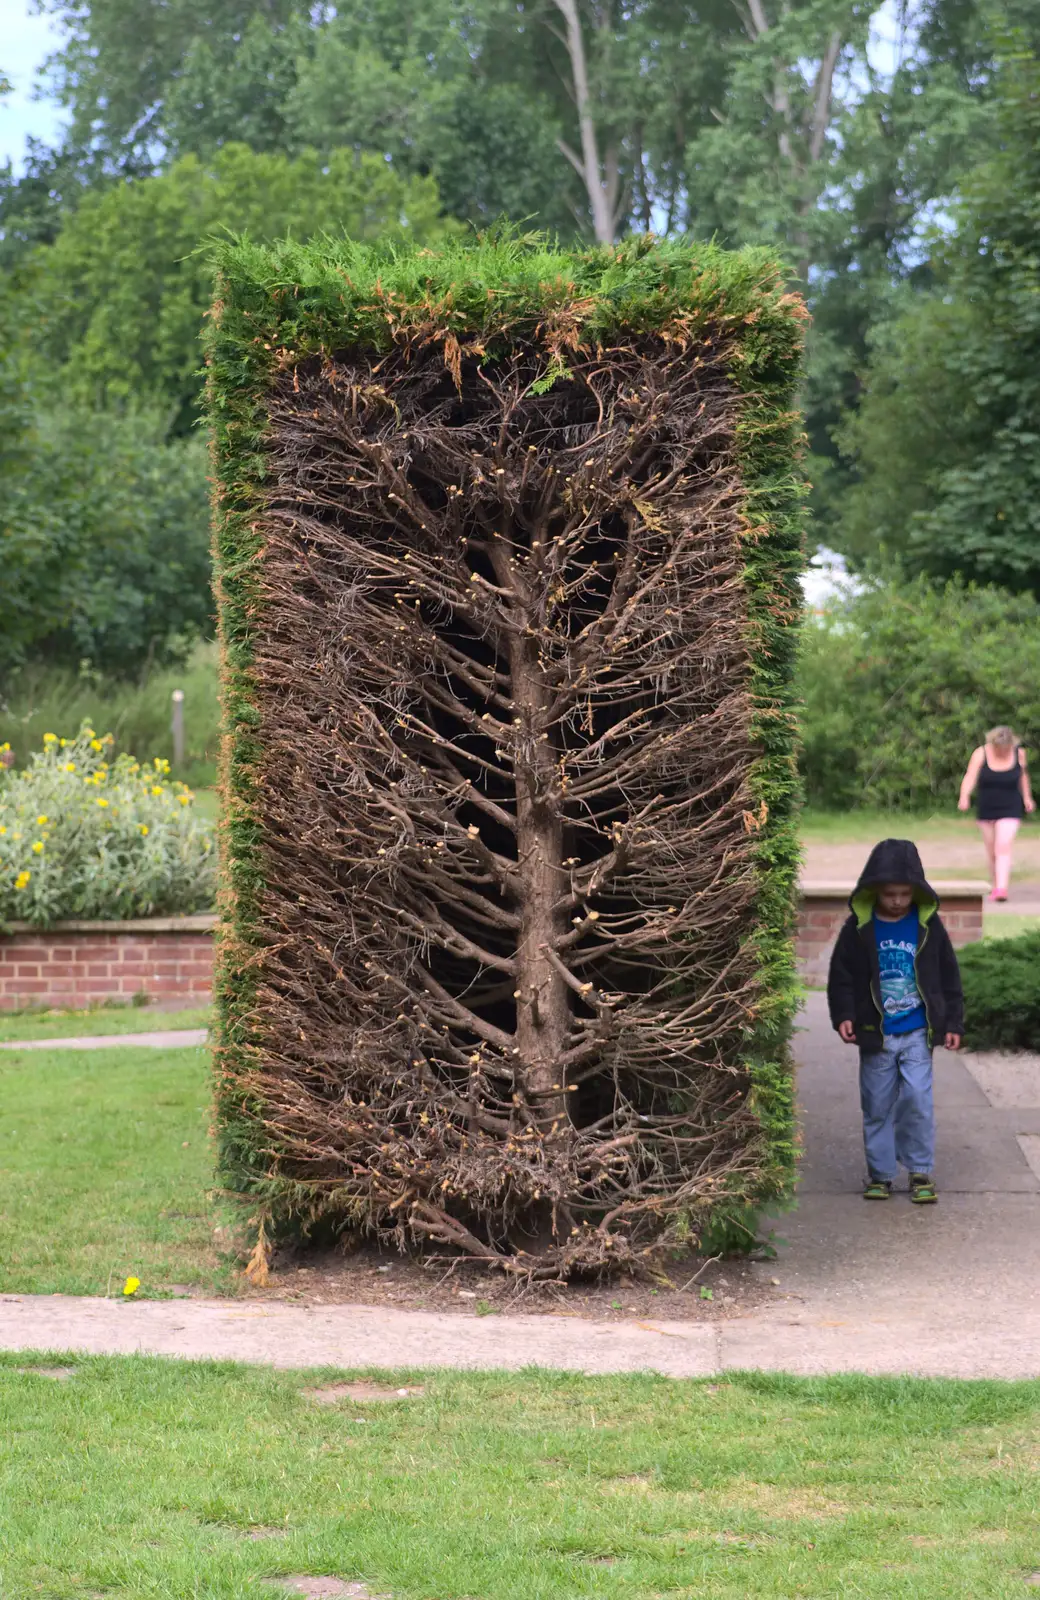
[958,726,1036,901]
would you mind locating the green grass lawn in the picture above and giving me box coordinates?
[801,807,974,843]
[0,1042,224,1296]
[2,1360,1039,1598]
[0,1003,212,1043]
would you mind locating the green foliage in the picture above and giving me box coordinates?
[799,578,1040,811]
[0,405,210,676]
[838,39,1040,588]
[27,143,450,432]
[959,930,1040,1051]
[0,644,220,787]
[0,726,215,927]
[12,0,1036,568]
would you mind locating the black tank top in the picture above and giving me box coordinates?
[977,747,1024,821]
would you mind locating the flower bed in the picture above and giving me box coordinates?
[0,726,215,925]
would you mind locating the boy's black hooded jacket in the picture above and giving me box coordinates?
[827,838,964,1048]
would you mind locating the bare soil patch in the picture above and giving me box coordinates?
[240,1240,776,1322]
[304,1382,425,1405]
[263,1582,385,1599]
[15,1365,75,1380]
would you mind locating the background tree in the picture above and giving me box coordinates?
[837,35,1040,590]
[25,142,448,433]
[1,404,210,677]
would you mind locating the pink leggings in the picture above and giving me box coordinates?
[980,818,1020,893]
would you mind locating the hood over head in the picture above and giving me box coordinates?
[849,838,940,926]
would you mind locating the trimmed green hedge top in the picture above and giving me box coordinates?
[207,233,806,1279]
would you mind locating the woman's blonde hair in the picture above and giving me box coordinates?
[987,724,1017,751]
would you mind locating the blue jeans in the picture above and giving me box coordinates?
[859,1028,934,1181]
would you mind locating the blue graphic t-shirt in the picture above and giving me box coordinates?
[873,906,926,1035]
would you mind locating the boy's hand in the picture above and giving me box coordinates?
[838,1020,857,1044]
[944,1032,962,1050]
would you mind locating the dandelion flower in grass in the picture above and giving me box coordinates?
[14,870,30,891]
[31,841,43,854]
[122,1276,140,1297]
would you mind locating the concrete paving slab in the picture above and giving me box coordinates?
[0,1029,208,1052]
[0,1295,719,1378]
[961,1051,1040,1109]
[1017,1135,1040,1182]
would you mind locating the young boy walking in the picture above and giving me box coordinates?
[827,839,964,1204]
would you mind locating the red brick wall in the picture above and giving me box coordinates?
[0,920,216,1011]
[796,891,984,987]
[0,893,986,1010]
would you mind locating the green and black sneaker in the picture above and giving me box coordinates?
[863,1179,892,1201]
[909,1173,938,1204]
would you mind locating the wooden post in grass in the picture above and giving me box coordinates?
[206,235,807,1279]
[171,689,185,769]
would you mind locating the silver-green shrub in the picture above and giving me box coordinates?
[0,726,216,926]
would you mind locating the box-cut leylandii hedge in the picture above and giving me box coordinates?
[207,234,805,1279]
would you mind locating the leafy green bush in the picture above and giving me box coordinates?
[0,642,220,786]
[958,930,1040,1052]
[0,405,211,678]
[799,578,1040,810]
[0,726,216,926]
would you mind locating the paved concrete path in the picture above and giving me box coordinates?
[0,1029,207,1051]
[2,995,1040,1378]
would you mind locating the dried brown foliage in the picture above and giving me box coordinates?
[235,332,768,1277]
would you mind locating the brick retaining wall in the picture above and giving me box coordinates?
[797,881,984,987]
[0,915,217,1011]
[0,886,986,1010]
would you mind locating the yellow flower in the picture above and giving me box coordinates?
[151,785,164,796]
[64,762,76,773]
[0,742,9,753]
[14,870,30,891]
[122,1276,140,1297]
[43,732,57,744]
[36,815,48,825]
[138,824,149,837]
[96,797,109,808]
[31,841,43,855]
[0,826,5,836]
[60,738,67,748]
[178,794,191,806]
[84,727,96,740]
[90,738,103,751]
